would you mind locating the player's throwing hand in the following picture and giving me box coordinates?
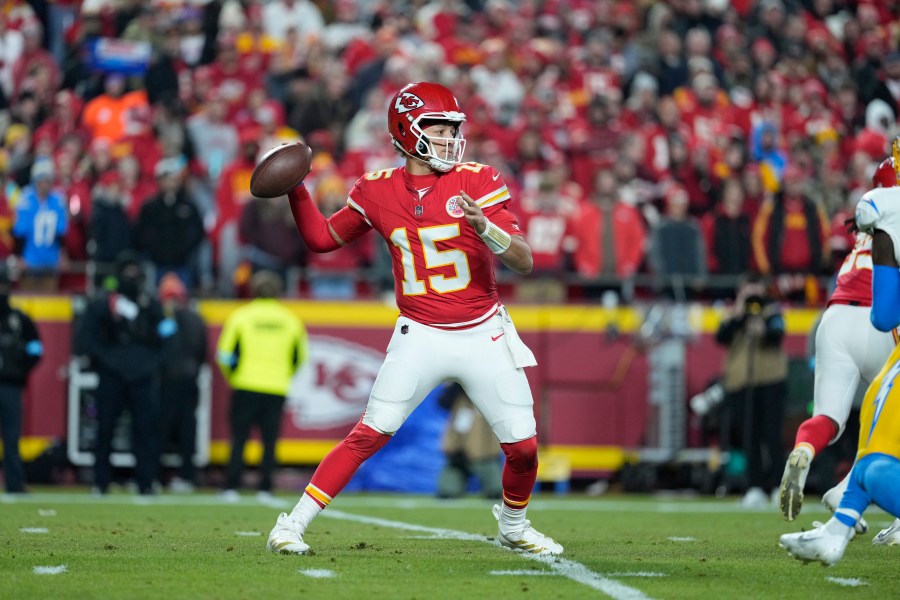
[457,191,487,235]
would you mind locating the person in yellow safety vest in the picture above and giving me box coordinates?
[217,270,308,502]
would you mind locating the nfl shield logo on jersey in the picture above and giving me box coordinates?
[415,205,424,217]
[446,196,465,218]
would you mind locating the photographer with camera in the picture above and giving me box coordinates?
[715,273,788,507]
[0,266,43,494]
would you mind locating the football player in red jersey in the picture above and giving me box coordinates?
[265,82,562,556]
[778,144,900,529]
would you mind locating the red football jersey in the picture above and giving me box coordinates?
[339,162,520,327]
[828,233,873,307]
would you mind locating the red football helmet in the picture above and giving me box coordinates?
[388,82,466,172]
[873,136,900,187]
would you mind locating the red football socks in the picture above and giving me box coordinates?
[794,415,838,456]
[500,437,539,509]
[305,422,391,507]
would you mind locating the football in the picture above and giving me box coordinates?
[249,141,313,198]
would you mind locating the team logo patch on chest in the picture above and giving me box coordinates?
[446,196,465,218]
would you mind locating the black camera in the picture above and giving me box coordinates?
[744,294,764,316]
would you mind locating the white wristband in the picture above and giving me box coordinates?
[478,218,512,254]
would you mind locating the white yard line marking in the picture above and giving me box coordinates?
[235,531,262,536]
[38,509,57,516]
[324,509,656,600]
[12,492,894,523]
[20,527,49,533]
[826,577,868,587]
[298,569,336,579]
[2,492,855,515]
[667,537,695,542]
[489,569,666,579]
[33,565,67,575]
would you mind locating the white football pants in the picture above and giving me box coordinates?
[361,311,537,444]
[814,304,896,439]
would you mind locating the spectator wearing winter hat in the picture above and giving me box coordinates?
[133,158,205,289]
[13,159,68,293]
[157,272,208,494]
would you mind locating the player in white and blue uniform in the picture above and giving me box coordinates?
[780,184,900,565]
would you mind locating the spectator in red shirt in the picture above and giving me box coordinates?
[213,127,259,295]
[33,90,85,150]
[11,21,60,102]
[517,171,579,276]
[116,155,157,221]
[208,38,264,119]
[570,169,646,282]
[568,97,624,194]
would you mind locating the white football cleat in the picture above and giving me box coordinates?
[779,447,811,521]
[779,521,852,566]
[822,486,868,535]
[872,519,900,546]
[492,504,563,556]
[267,512,310,555]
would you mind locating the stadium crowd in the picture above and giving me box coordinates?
[0,0,898,303]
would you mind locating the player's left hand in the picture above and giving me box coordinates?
[457,191,487,235]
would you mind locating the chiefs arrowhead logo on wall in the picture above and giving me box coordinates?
[395,92,425,114]
[286,336,384,429]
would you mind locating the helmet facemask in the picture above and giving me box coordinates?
[409,113,466,172]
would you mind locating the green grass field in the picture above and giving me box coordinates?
[2,489,897,599]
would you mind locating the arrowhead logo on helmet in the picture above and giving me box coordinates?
[395,92,425,114]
